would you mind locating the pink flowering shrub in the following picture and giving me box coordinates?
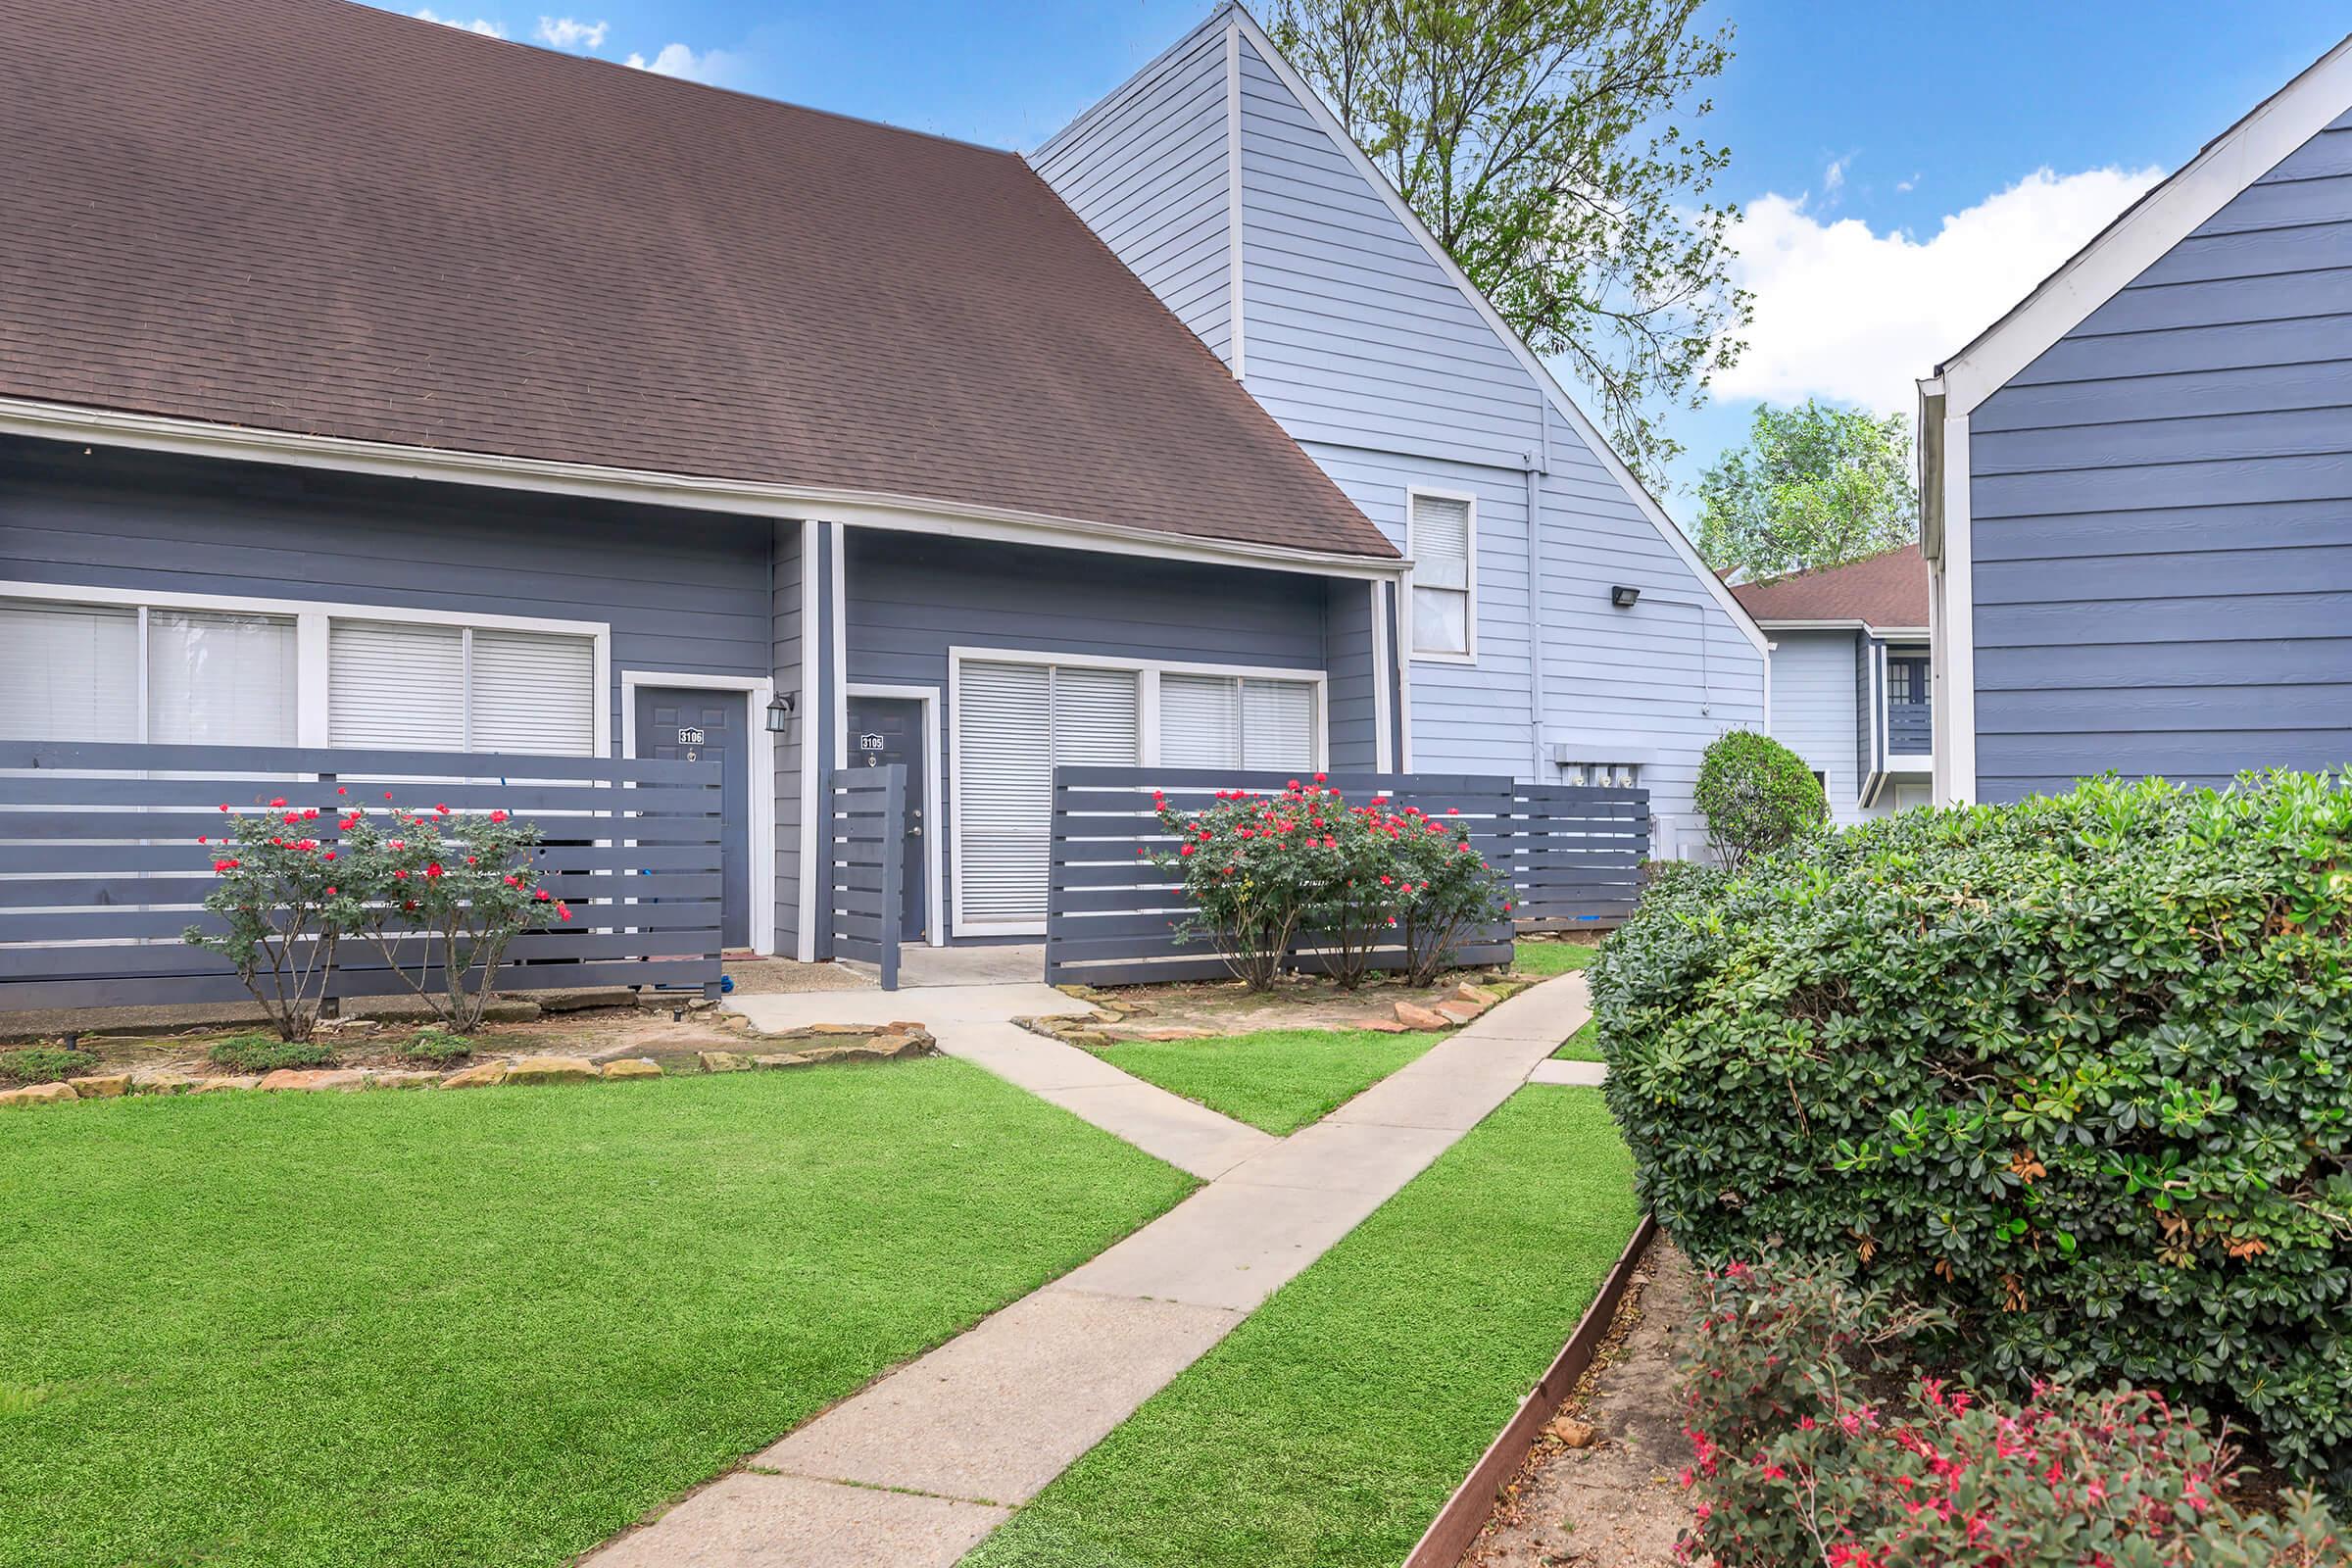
[1149,776,1509,990]
[183,799,347,1041]
[338,803,564,1033]
[1679,1257,2351,1567]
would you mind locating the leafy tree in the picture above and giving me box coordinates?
[1267,0,1748,488]
[1692,728,1825,870]
[1695,398,1919,579]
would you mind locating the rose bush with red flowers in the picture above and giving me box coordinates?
[182,804,352,1041]
[185,795,561,1037]
[337,804,562,1032]
[1678,1255,2349,1567]
[1149,776,1509,991]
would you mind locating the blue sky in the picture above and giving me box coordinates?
[394,1,2349,511]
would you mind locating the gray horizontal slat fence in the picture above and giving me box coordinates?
[826,764,904,991]
[0,740,724,1011]
[1504,783,1650,929]
[1047,766,1532,988]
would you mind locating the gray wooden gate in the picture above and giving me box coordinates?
[0,739,725,1011]
[825,763,906,991]
[1044,767,1650,988]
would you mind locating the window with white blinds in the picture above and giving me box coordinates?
[0,600,298,744]
[956,659,1143,928]
[1158,673,1316,770]
[148,612,298,746]
[1409,491,1474,659]
[0,601,139,741]
[329,619,596,755]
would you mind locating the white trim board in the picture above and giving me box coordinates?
[619,669,779,956]
[794,518,823,963]
[846,681,948,949]
[0,576,612,756]
[1210,3,1771,660]
[946,644,1332,938]
[0,396,1407,584]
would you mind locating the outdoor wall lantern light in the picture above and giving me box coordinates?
[1609,584,1642,609]
[764,693,798,732]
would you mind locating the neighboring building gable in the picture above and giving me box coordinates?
[1966,105,2352,800]
[1039,4,1767,854]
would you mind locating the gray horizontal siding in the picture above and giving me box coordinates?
[1030,22,1234,365]
[1766,630,1866,822]
[1970,112,2352,802]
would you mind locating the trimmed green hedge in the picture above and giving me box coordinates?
[1594,773,2352,1483]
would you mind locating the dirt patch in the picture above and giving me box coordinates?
[1072,964,1552,1039]
[1460,1242,1697,1568]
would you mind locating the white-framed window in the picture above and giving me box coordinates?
[949,648,1327,934]
[0,583,607,756]
[329,620,596,755]
[0,598,298,745]
[1407,487,1476,662]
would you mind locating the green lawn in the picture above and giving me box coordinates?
[1512,939,1600,976]
[1554,1018,1604,1061]
[964,1086,1641,1568]
[1097,1027,1445,1135]
[0,1061,1194,1568]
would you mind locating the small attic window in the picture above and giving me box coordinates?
[1408,489,1475,661]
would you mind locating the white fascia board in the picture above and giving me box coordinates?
[0,395,1405,584]
[1754,618,1932,637]
[1222,4,1770,660]
[1937,33,2352,416]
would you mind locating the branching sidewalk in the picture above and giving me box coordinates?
[588,976,1595,1567]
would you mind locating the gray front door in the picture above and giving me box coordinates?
[632,686,750,950]
[845,694,928,941]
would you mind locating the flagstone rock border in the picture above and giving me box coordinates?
[0,1024,938,1107]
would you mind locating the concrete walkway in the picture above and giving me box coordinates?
[726,982,1276,1179]
[594,976,1593,1567]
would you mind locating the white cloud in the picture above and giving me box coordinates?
[1895,172,1920,193]
[413,8,504,36]
[1822,157,1846,196]
[1713,165,2164,416]
[626,41,737,83]
[534,16,608,50]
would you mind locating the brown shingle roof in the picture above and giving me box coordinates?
[0,0,1395,561]
[1731,548,1930,630]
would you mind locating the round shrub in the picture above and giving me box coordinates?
[1593,772,2352,1484]
[1693,728,1827,869]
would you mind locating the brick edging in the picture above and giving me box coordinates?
[1400,1212,1659,1568]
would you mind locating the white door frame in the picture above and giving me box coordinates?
[618,669,778,956]
[844,681,947,948]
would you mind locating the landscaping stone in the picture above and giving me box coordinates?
[1347,1016,1410,1034]
[1394,1002,1452,1030]
[1436,999,1490,1024]
[753,1052,812,1069]
[599,1058,662,1080]
[439,1059,510,1089]
[0,1082,77,1106]
[1546,1415,1598,1448]
[1455,982,1500,1004]
[1137,1027,1213,1041]
[193,1075,261,1093]
[129,1070,206,1095]
[698,1050,755,1073]
[317,1016,381,1036]
[366,1070,443,1091]
[536,987,641,1013]
[257,1068,369,1092]
[505,1054,599,1085]
[479,999,544,1023]
[66,1072,132,1099]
